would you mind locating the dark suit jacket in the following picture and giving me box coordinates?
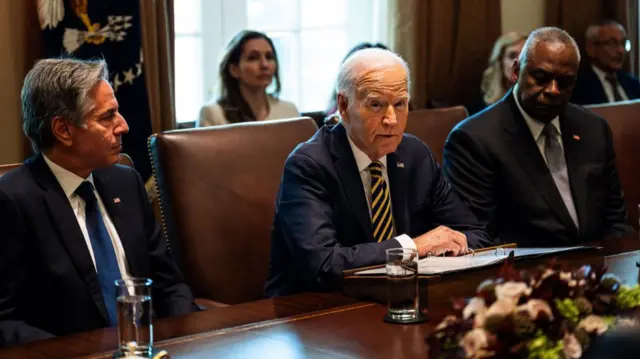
[265,124,491,297]
[0,155,197,347]
[443,89,633,246]
[571,65,640,105]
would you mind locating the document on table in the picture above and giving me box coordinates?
[354,246,591,276]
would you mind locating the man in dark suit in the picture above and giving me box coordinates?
[571,20,640,105]
[265,49,491,297]
[0,59,197,347]
[444,27,633,247]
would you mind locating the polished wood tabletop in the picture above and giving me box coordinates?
[1,236,639,359]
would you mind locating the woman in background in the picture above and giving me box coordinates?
[198,30,299,127]
[324,42,390,125]
[468,32,527,115]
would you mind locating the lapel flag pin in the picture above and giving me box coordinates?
[397,162,405,168]
[113,198,121,204]
[573,134,580,141]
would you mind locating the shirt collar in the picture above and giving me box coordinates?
[346,133,387,173]
[42,155,95,199]
[513,84,561,141]
[591,64,613,83]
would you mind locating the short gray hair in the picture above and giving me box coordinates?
[585,20,626,42]
[21,58,109,152]
[518,27,580,69]
[336,48,411,106]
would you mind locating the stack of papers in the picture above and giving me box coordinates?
[354,246,591,276]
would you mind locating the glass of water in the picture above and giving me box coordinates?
[385,248,419,322]
[114,278,153,358]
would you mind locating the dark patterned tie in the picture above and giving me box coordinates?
[75,181,122,325]
[542,123,579,228]
[605,74,624,102]
[369,161,394,242]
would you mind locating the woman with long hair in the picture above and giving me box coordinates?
[198,30,299,126]
[468,32,527,115]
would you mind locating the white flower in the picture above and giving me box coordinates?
[463,297,488,328]
[559,271,572,282]
[536,269,557,287]
[463,297,486,319]
[563,333,582,359]
[577,315,608,335]
[486,298,516,318]
[494,281,531,304]
[516,299,554,321]
[435,315,458,331]
[460,328,489,358]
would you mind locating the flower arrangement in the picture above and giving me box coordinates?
[426,257,640,359]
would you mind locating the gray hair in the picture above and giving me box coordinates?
[336,48,411,107]
[518,27,581,69]
[585,20,626,42]
[21,58,109,152]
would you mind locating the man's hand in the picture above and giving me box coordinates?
[413,226,468,257]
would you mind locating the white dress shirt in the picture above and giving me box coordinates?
[346,135,416,250]
[43,155,131,279]
[512,86,579,227]
[591,65,629,103]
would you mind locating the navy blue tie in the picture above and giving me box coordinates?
[75,181,122,326]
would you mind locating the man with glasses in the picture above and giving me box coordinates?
[443,27,633,246]
[572,20,640,105]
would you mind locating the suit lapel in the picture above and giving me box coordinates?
[560,114,587,234]
[93,171,142,276]
[27,155,109,323]
[330,124,373,242]
[503,92,579,235]
[387,151,409,236]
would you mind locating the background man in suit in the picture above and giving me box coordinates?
[444,27,633,247]
[571,20,640,105]
[0,59,197,347]
[265,49,491,297]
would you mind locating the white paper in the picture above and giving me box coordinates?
[353,246,587,276]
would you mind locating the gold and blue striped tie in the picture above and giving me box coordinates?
[369,161,394,242]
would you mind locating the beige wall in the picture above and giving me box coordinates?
[0,0,40,164]
[501,0,546,34]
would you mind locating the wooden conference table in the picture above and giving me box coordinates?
[1,236,639,358]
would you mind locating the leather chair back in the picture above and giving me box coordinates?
[587,100,640,229]
[404,106,468,163]
[149,118,318,304]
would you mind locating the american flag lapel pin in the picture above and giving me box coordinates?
[113,197,121,204]
[573,134,580,141]
[397,161,405,168]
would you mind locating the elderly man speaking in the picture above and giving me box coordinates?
[265,49,490,297]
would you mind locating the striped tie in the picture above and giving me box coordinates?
[369,161,394,242]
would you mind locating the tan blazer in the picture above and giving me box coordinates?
[197,96,299,127]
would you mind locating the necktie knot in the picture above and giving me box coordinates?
[605,73,618,86]
[368,161,384,176]
[75,181,97,205]
[541,122,559,139]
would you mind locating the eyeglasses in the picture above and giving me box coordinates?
[594,39,632,52]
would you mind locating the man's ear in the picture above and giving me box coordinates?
[337,93,349,124]
[51,117,74,147]
[510,59,521,84]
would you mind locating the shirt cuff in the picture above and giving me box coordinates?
[395,234,416,250]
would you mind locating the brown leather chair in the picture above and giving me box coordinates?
[404,106,468,164]
[0,154,135,178]
[586,100,640,229]
[149,118,318,305]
